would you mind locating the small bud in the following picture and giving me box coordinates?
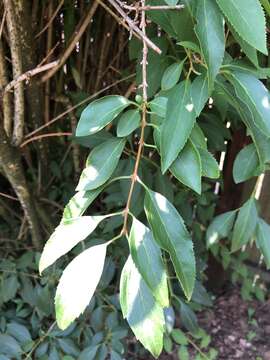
[135,95,143,104]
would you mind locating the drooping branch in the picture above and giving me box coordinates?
[4,0,25,145]
[122,0,148,234]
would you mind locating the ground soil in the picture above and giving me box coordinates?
[159,287,270,360]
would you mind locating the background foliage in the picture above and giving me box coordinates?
[0,0,270,359]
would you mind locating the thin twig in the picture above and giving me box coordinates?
[97,0,141,42]
[24,73,135,139]
[42,1,99,82]
[20,132,72,148]
[107,0,162,54]
[35,0,64,38]
[4,60,59,93]
[122,0,148,235]
[0,8,6,39]
[0,191,19,201]
[117,1,184,11]
[24,322,56,360]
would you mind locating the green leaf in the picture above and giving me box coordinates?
[192,281,212,307]
[39,215,109,274]
[191,72,209,116]
[215,77,270,164]
[129,217,169,307]
[256,219,270,269]
[76,96,131,136]
[58,338,79,356]
[215,0,267,54]
[231,198,258,252]
[179,301,199,334]
[261,0,270,17]
[160,81,196,172]
[165,0,178,5]
[226,71,270,137]
[190,124,207,149]
[195,0,225,89]
[78,345,99,360]
[144,189,196,300]
[233,144,260,184]
[6,323,32,344]
[178,345,190,360]
[148,96,168,118]
[117,109,141,137]
[55,244,107,330]
[178,41,201,53]
[63,188,104,220]
[161,61,184,91]
[76,138,125,191]
[170,141,202,194]
[120,256,164,358]
[229,26,259,67]
[206,211,236,248]
[0,335,22,357]
[171,329,188,345]
[198,147,220,179]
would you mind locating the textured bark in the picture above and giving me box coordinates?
[0,126,41,248]
[4,0,25,145]
[12,0,49,185]
[0,41,13,136]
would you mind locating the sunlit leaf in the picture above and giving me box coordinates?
[55,244,107,330]
[120,256,164,358]
[76,138,125,191]
[63,188,104,220]
[39,215,109,274]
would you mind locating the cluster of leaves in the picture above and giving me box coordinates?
[37,0,270,358]
[0,252,130,360]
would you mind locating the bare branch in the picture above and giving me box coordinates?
[107,0,162,54]
[35,0,65,38]
[116,0,184,11]
[4,60,59,93]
